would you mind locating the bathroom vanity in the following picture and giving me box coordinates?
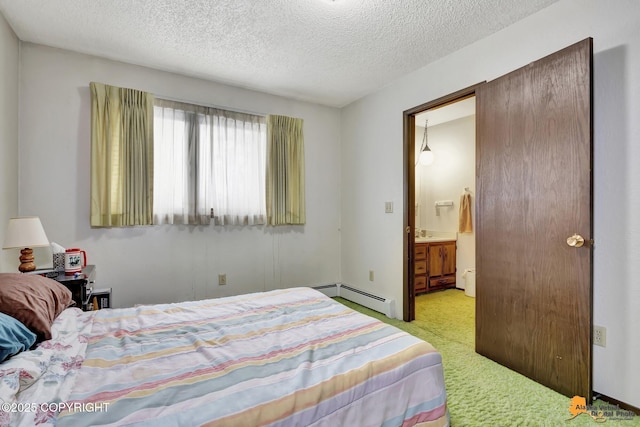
[414,235,457,294]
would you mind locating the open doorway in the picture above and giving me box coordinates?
[403,39,593,399]
[414,97,476,299]
[403,85,481,322]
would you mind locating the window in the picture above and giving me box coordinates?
[153,99,267,226]
[91,84,305,228]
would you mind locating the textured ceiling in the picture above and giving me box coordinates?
[0,0,558,107]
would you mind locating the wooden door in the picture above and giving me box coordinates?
[476,39,593,399]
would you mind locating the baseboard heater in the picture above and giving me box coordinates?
[313,283,395,318]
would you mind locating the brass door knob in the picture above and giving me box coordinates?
[566,234,585,248]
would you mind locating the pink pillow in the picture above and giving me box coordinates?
[0,273,73,342]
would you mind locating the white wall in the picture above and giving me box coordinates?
[0,13,19,272]
[341,0,640,408]
[18,43,342,307]
[416,116,475,288]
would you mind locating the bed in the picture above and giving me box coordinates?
[0,276,448,426]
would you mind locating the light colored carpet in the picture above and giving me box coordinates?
[336,290,639,426]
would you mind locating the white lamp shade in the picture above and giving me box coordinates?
[419,149,435,166]
[3,217,50,249]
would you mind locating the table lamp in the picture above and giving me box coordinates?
[2,216,50,272]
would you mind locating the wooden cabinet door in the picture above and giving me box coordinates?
[428,241,456,277]
[428,244,443,277]
[441,241,456,276]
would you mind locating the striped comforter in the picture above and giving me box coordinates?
[4,287,449,426]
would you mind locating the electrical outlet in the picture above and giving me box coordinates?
[369,270,374,281]
[593,325,606,347]
[218,274,227,286]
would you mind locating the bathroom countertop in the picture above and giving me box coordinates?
[415,236,456,243]
[415,231,457,243]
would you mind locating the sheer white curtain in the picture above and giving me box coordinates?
[153,99,266,225]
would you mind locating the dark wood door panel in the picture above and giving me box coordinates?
[476,38,593,399]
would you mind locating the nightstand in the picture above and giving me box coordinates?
[52,265,96,311]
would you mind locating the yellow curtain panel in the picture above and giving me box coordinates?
[90,82,154,226]
[266,115,306,225]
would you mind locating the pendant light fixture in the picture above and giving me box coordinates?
[418,118,434,165]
